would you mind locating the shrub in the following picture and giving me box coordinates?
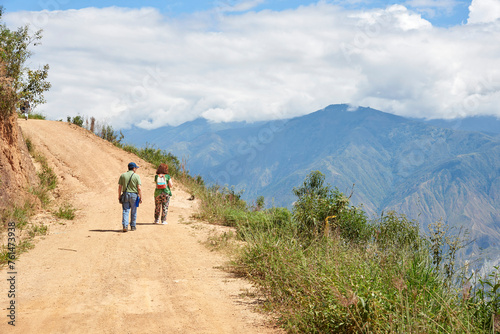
[100,124,123,145]
[194,184,247,226]
[292,171,371,243]
[23,136,57,206]
[25,136,33,153]
[68,115,84,127]
[54,203,76,220]
[36,153,57,190]
[374,211,421,251]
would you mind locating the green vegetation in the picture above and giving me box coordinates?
[54,203,76,220]
[0,201,39,265]
[28,140,57,206]
[67,115,84,127]
[88,125,498,333]
[23,135,58,204]
[122,144,181,176]
[19,111,46,120]
[2,201,34,231]
[0,6,51,117]
[190,170,500,333]
[0,136,57,266]
[28,223,48,238]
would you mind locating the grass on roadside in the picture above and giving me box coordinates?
[54,203,76,220]
[25,135,57,206]
[0,135,58,267]
[188,171,500,334]
[0,200,44,266]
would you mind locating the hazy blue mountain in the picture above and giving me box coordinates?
[122,104,500,262]
[122,118,263,149]
[416,115,500,136]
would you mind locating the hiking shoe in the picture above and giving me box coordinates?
[161,221,168,225]
[154,219,159,224]
[131,226,136,231]
[123,227,128,232]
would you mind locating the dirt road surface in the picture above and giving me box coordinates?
[0,120,281,334]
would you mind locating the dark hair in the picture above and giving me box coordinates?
[156,163,168,174]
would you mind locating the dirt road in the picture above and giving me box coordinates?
[0,120,279,333]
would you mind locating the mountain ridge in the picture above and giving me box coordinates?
[122,104,500,260]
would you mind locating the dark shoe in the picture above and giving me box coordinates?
[123,227,128,232]
[131,226,136,231]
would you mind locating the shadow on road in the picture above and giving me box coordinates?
[89,229,124,233]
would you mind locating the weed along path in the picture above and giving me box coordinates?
[0,120,280,333]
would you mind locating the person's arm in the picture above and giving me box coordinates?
[168,178,173,189]
[137,184,143,203]
[118,184,122,201]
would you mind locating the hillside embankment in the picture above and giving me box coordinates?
[0,119,280,333]
[0,113,39,210]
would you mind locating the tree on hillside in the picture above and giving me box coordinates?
[0,6,51,116]
[293,171,370,242]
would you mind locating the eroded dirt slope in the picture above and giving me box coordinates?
[0,114,39,210]
[0,120,280,334]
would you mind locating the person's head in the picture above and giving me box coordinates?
[156,163,168,175]
[128,162,140,171]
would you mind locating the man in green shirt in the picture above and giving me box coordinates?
[118,162,143,232]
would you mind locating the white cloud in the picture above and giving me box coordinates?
[215,0,265,13]
[352,5,432,30]
[4,3,500,129]
[404,0,458,17]
[468,0,500,24]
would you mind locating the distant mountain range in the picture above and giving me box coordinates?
[122,104,500,262]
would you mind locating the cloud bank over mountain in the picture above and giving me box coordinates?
[5,0,500,129]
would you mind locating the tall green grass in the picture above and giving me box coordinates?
[192,171,500,333]
[0,200,42,266]
[25,136,57,206]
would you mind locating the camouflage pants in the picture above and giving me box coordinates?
[154,193,171,221]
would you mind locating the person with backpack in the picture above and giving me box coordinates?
[21,100,30,120]
[154,163,173,224]
[118,162,143,232]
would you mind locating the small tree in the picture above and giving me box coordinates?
[71,115,84,127]
[293,170,329,199]
[293,170,369,242]
[254,195,265,211]
[0,6,51,113]
[100,124,124,145]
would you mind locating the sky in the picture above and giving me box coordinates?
[2,0,500,129]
